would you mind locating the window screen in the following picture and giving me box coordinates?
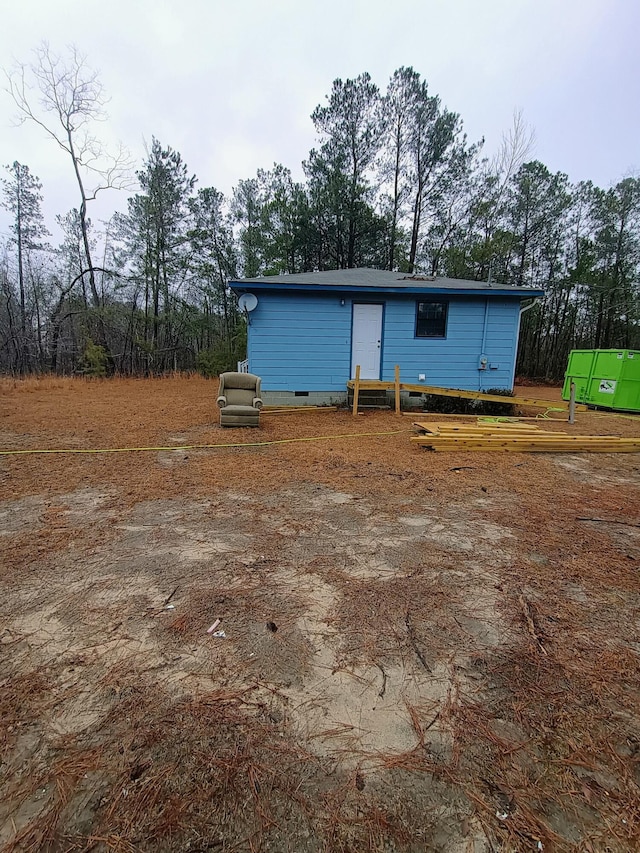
[416,301,448,337]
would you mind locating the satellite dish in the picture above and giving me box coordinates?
[238,293,258,312]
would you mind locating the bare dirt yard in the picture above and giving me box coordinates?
[1,375,640,852]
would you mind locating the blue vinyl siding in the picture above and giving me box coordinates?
[484,300,521,389]
[248,294,352,391]
[381,297,519,390]
[247,292,521,392]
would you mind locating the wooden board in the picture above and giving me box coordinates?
[413,422,543,434]
[412,433,633,441]
[416,436,632,442]
[403,413,567,421]
[428,444,640,453]
[352,364,361,418]
[415,434,639,443]
[264,407,338,414]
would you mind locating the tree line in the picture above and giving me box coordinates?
[2,46,639,379]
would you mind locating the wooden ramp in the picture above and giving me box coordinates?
[412,421,640,453]
[347,371,586,415]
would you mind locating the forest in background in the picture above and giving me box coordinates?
[1,46,639,380]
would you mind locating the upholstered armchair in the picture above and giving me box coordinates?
[217,372,263,427]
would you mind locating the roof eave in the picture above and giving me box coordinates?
[229,281,545,298]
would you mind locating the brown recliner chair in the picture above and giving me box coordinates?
[217,372,263,427]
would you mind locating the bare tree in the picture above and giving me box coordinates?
[467,109,536,280]
[489,109,536,213]
[6,43,132,358]
[484,110,536,236]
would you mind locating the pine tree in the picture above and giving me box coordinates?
[1,162,49,372]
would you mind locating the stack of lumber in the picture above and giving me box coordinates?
[411,420,640,453]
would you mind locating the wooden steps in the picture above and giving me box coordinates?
[412,420,640,453]
[347,388,391,410]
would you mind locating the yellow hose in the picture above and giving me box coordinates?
[0,429,410,457]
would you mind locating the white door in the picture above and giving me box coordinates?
[351,303,383,379]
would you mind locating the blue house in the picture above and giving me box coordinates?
[230,269,544,406]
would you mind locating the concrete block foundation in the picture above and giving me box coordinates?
[261,390,427,410]
[261,391,347,407]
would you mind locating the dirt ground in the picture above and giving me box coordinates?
[1,375,639,853]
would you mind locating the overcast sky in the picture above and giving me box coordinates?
[0,0,638,241]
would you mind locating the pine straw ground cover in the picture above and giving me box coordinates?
[0,375,639,852]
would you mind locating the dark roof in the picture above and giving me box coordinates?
[230,268,544,297]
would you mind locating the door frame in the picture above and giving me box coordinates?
[350,301,385,380]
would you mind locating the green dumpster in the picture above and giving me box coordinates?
[562,349,640,412]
